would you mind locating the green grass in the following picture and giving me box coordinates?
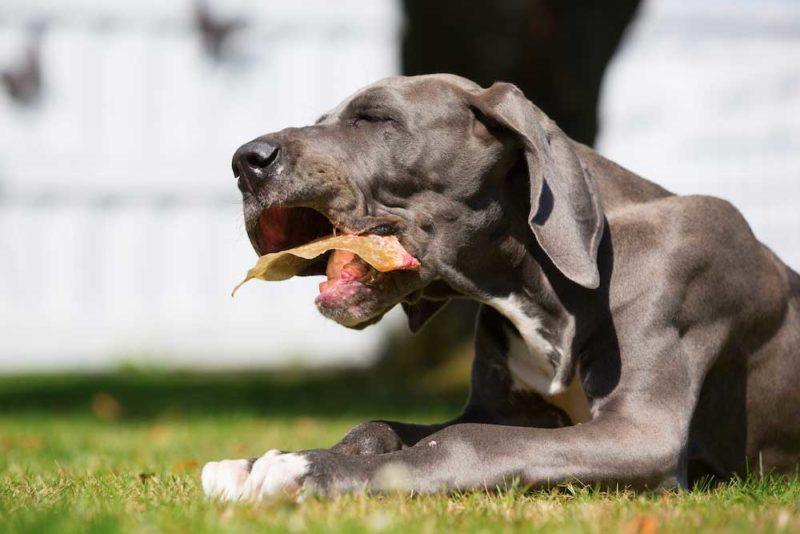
[0,370,798,533]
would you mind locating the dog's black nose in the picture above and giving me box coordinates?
[232,139,280,193]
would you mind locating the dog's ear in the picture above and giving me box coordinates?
[468,82,605,289]
[402,299,448,334]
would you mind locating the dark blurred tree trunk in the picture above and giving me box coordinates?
[375,0,642,374]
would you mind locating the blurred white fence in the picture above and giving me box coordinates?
[0,0,402,370]
[0,0,798,371]
[599,0,800,268]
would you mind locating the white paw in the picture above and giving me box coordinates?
[202,450,310,501]
[201,458,252,500]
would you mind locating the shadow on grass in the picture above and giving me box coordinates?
[0,368,468,421]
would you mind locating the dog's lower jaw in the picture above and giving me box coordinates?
[314,283,386,328]
[314,271,421,329]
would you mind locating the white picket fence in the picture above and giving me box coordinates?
[598,0,800,269]
[0,0,403,370]
[0,0,798,371]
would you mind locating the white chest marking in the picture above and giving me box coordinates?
[489,295,592,424]
[489,296,557,394]
[505,327,556,394]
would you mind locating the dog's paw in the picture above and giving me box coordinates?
[202,450,310,501]
[244,450,310,500]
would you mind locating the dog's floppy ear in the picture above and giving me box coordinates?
[402,299,448,334]
[469,82,605,289]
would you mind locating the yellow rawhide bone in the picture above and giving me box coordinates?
[232,234,419,296]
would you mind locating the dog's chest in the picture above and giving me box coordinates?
[504,328,557,394]
[491,297,592,424]
[505,330,592,424]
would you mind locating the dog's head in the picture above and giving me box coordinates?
[233,74,604,331]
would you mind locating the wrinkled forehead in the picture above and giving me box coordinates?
[317,74,480,124]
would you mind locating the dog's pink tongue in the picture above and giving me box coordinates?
[319,250,370,292]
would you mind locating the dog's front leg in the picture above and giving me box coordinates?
[202,319,697,499]
[202,409,687,500]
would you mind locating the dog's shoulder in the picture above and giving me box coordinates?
[608,194,789,323]
[608,194,762,271]
[572,142,789,327]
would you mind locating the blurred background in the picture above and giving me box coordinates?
[1,0,798,374]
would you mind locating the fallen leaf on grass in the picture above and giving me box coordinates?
[91,392,121,421]
[0,435,43,451]
[623,514,659,534]
[171,459,199,473]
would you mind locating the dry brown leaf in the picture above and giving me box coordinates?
[232,234,418,296]
[623,514,660,534]
[90,392,121,421]
[0,435,43,451]
[171,458,200,473]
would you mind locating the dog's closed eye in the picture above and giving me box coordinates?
[351,113,395,128]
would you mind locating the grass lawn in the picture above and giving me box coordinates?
[1,370,798,533]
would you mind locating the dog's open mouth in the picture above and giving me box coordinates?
[252,206,334,272]
[236,206,419,314]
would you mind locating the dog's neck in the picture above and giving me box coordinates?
[454,228,601,408]
[428,182,601,409]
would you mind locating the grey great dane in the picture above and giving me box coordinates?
[202,74,800,500]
